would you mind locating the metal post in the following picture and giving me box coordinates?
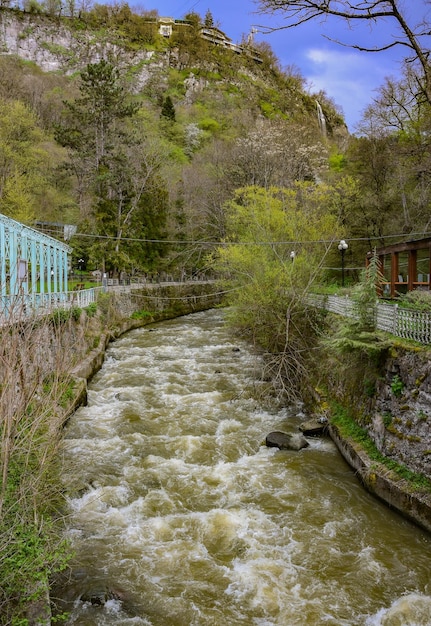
[338,240,348,287]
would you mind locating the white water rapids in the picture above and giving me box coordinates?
[58,309,431,625]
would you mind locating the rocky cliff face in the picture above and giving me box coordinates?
[371,349,431,478]
[0,10,164,87]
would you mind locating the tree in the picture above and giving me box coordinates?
[204,9,214,28]
[0,98,69,224]
[231,118,328,188]
[86,114,170,275]
[360,64,426,134]
[55,62,172,275]
[257,1,431,107]
[172,12,209,68]
[216,184,341,400]
[348,63,431,241]
[56,60,138,172]
[55,59,139,219]
[160,95,176,122]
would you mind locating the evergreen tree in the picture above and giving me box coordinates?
[204,9,214,28]
[56,59,138,170]
[160,95,176,122]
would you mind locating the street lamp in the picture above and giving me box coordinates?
[290,251,296,262]
[78,258,84,283]
[338,239,348,287]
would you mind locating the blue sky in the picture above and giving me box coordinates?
[139,0,430,131]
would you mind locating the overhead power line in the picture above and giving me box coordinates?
[61,230,431,247]
[34,225,431,247]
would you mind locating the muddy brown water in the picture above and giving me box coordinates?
[57,309,431,625]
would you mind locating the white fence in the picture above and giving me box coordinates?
[0,280,214,325]
[308,294,431,344]
[0,287,102,325]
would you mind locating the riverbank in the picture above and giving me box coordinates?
[329,423,431,533]
[0,282,223,625]
[67,294,431,536]
[315,332,431,535]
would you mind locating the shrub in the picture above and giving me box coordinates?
[391,375,404,397]
[85,302,98,317]
[400,290,431,311]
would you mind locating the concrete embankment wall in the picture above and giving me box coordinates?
[321,343,431,534]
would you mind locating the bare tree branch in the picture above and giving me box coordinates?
[255,0,431,106]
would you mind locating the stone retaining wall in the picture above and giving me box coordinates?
[329,423,431,533]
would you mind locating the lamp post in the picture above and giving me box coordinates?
[78,258,84,283]
[290,251,296,262]
[338,240,348,287]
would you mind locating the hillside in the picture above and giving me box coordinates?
[0,6,346,278]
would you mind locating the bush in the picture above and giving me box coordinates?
[399,290,431,311]
[85,302,98,317]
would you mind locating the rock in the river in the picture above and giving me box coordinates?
[265,431,309,451]
[80,588,115,606]
[299,416,329,436]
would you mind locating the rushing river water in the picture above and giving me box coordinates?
[58,309,431,626]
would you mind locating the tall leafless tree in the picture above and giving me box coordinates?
[256,1,431,106]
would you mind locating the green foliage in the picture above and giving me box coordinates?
[327,252,390,364]
[0,518,70,624]
[204,9,214,28]
[160,95,176,121]
[50,308,71,324]
[70,305,82,321]
[391,374,404,397]
[383,411,393,427]
[0,97,69,224]
[399,290,431,311]
[0,321,75,623]
[85,302,98,317]
[350,251,382,331]
[59,380,76,408]
[130,309,153,319]
[329,153,347,171]
[198,117,220,133]
[259,99,279,118]
[215,184,340,398]
[364,378,376,397]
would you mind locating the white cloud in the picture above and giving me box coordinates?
[303,47,395,130]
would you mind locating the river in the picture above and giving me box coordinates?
[57,309,431,625]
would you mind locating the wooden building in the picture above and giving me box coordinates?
[367,237,431,297]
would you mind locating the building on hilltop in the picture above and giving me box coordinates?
[158,17,176,38]
[157,17,262,62]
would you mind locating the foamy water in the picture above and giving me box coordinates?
[57,309,431,625]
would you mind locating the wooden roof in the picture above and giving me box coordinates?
[367,237,431,257]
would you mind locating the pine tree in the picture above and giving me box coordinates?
[160,95,176,122]
[204,9,214,28]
